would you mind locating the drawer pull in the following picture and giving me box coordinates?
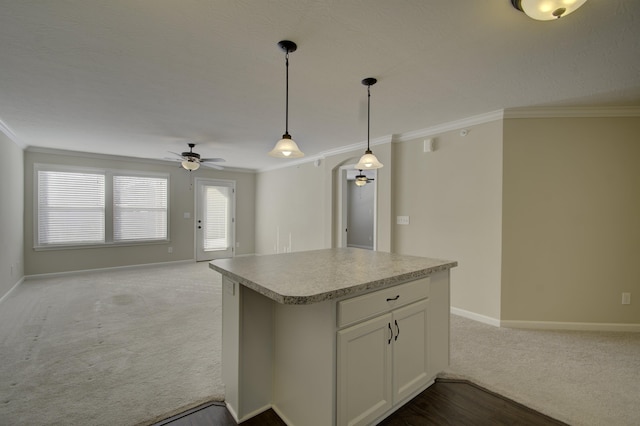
[394,320,400,341]
[386,295,400,302]
[388,322,393,344]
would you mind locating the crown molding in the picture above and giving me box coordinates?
[0,118,27,149]
[393,110,504,143]
[504,106,640,118]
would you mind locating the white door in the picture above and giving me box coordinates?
[337,313,393,426]
[195,178,235,261]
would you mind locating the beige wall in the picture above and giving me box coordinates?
[392,121,504,320]
[255,143,393,256]
[255,161,327,254]
[0,132,24,298]
[24,150,255,275]
[502,117,640,324]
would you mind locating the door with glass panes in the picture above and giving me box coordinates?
[195,179,235,261]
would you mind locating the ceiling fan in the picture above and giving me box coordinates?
[354,169,375,187]
[168,143,225,171]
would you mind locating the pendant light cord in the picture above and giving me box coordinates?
[285,50,290,135]
[367,83,371,151]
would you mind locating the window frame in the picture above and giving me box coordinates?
[34,164,171,250]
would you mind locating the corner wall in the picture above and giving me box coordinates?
[0,131,24,299]
[392,120,504,321]
[502,117,640,325]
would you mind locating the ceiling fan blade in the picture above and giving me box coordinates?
[200,158,226,163]
[200,162,224,170]
[168,151,184,159]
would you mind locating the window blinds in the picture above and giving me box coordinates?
[113,175,168,241]
[204,185,229,250]
[38,171,106,245]
[36,167,169,247]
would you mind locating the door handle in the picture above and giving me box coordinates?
[394,320,399,341]
[388,322,393,344]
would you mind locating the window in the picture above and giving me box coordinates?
[35,165,169,248]
[203,185,230,250]
[37,170,106,245]
[114,175,168,242]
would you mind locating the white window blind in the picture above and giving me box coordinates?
[37,170,105,245]
[114,175,168,241]
[204,186,229,250]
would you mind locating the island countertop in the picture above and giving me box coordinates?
[209,247,457,305]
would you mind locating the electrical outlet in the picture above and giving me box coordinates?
[397,216,410,225]
[622,292,631,305]
[168,247,173,254]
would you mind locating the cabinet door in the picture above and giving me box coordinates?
[337,313,393,426]
[392,299,429,403]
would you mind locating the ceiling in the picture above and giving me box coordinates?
[1,0,639,171]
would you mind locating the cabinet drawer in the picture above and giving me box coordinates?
[338,278,429,328]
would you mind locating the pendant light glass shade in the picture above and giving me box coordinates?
[356,77,383,170]
[269,134,304,158]
[181,159,200,171]
[355,177,367,187]
[356,150,383,169]
[511,0,587,20]
[269,40,304,158]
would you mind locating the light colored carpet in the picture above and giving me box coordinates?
[0,261,223,426]
[443,314,640,426]
[2,263,639,425]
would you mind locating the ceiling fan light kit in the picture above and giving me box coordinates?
[181,159,200,171]
[170,143,226,172]
[511,0,588,20]
[355,77,383,171]
[269,40,304,159]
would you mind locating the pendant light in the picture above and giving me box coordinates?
[269,40,304,158]
[511,0,588,20]
[356,78,383,170]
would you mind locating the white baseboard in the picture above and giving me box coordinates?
[500,320,640,332]
[25,259,196,281]
[451,307,501,327]
[451,307,640,332]
[0,276,25,305]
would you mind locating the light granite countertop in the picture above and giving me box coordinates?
[209,248,457,305]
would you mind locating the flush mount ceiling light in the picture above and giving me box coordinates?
[355,77,383,170]
[269,40,304,159]
[511,0,588,20]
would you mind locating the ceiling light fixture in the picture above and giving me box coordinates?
[180,143,201,171]
[356,78,383,170]
[181,159,200,171]
[511,0,588,20]
[354,169,375,187]
[269,40,304,159]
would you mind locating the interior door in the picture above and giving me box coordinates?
[195,178,235,261]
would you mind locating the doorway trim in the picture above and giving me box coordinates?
[338,164,377,250]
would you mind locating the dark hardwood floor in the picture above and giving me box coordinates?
[155,379,566,426]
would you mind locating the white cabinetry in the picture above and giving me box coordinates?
[337,279,431,426]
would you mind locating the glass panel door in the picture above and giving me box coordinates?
[195,178,235,261]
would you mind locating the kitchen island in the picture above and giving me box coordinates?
[210,248,457,426]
